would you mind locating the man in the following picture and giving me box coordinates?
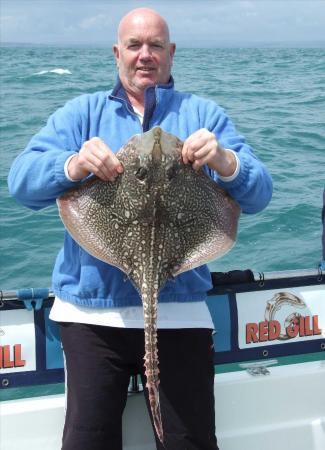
[8,8,273,450]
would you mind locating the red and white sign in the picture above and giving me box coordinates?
[236,285,325,349]
[0,309,36,373]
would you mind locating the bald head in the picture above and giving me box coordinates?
[113,8,176,108]
[117,8,171,44]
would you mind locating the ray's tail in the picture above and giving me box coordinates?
[143,319,164,443]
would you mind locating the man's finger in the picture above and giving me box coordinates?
[81,138,123,179]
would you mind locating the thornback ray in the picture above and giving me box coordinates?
[57,126,241,444]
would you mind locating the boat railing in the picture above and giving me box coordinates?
[1,267,324,303]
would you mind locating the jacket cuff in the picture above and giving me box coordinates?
[55,151,79,187]
[217,150,250,190]
[218,149,240,182]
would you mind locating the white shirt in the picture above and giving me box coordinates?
[50,297,214,329]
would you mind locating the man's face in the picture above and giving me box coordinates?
[113,16,175,98]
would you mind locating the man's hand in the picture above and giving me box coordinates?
[67,137,124,182]
[182,128,237,177]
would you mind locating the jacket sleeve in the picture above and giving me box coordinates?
[203,102,273,214]
[7,97,84,210]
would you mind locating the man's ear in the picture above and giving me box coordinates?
[170,43,176,58]
[113,44,119,65]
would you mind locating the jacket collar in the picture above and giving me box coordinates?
[109,76,174,132]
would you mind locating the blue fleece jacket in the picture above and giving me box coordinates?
[8,79,272,308]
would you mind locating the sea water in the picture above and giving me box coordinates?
[0,46,324,290]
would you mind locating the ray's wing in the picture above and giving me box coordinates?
[160,166,241,277]
[57,176,132,273]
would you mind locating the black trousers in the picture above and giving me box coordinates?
[59,323,219,450]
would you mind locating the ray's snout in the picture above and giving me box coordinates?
[152,127,163,163]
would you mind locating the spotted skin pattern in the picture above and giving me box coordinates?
[57,127,240,444]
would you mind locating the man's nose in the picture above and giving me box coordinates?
[139,44,152,59]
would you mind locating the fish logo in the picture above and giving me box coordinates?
[265,292,307,341]
[245,291,322,344]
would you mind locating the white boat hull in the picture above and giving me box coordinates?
[1,361,324,450]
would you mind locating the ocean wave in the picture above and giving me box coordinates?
[33,68,72,76]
